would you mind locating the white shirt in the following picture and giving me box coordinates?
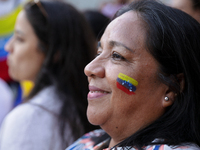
[0,86,73,150]
[0,78,13,128]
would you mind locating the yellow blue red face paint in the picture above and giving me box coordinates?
[116,73,138,95]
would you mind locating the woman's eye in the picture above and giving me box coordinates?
[112,52,125,61]
[13,34,24,42]
[16,37,24,42]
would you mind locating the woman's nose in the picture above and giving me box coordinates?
[4,36,14,53]
[84,57,105,78]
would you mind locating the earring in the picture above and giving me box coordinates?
[164,96,169,101]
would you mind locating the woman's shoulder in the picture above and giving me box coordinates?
[0,86,61,132]
[4,86,62,121]
[29,86,62,113]
[145,144,200,150]
[0,101,53,131]
[2,101,41,123]
[65,132,200,150]
[0,97,61,150]
[65,129,109,150]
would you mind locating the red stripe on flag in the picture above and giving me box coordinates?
[116,82,135,95]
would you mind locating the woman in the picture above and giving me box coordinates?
[66,0,200,149]
[0,0,97,149]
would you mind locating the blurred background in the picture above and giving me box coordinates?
[64,0,171,11]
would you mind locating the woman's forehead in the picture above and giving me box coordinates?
[109,11,140,29]
[101,11,146,51]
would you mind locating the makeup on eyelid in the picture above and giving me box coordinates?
[116,73,138,95]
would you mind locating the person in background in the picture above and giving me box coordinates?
[83,10,110,41]
[0,0,97,150]
[170,0,200,23]
[66,0,200,149]
[0,0,27,128]
[100,0,129,19]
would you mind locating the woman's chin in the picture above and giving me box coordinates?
[87,108,104,126]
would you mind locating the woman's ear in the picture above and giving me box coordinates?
[162,73,185,108]
[162,90,176,108]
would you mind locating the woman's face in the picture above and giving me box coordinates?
[85,11,169,141]
[5,10,45,82]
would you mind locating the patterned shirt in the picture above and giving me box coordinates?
[65,129,200,150]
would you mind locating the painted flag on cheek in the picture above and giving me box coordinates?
[116,73,138,95]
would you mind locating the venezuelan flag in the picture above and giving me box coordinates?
[116,73,138,95]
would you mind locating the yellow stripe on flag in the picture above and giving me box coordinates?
[118,73,138,86]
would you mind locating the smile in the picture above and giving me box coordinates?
[88,91,109,99]
[90,91,108,93]
[88,86,110,99]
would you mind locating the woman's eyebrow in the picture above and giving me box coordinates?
[109,40,134,53]
[15,29,24,36]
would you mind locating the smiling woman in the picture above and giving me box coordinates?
[65,0,200,150]
[85,11,167,134]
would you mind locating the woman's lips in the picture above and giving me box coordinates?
[88,86,109,99]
